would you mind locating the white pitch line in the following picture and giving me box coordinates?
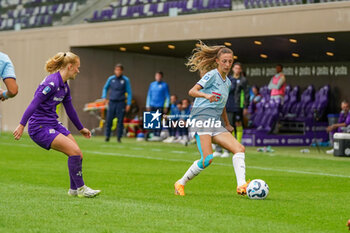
[85,150,350,179]
[131,147,143,150]
[151,148,162,152]
[171,150,187,154]
[101,145,125,148]
[0,142,34,147]
[1,141,350,178]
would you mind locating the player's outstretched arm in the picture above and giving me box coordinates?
[3,78,18,98]
[13,95,46,140]
[79,128,91,139]
[13,124,25,140]
[221,107,234,133]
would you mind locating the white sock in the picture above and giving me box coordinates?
[232,152,246,186]
[178,160,203,185]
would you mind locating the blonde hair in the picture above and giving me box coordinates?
[186,41,233,75]
[45,52,79,73]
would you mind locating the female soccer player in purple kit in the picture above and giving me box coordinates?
[13,52,100,198]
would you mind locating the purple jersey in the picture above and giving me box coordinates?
[339,111,350,126]
[20,71,83,131]
[27,72,71,125]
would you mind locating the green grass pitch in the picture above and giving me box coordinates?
[0,132,350,233]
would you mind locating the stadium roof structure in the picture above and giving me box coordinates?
[87,31,350,63]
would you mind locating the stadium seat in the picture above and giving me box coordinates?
[282,86,299,117]
[307,85,329,120]
[293,85,315,119]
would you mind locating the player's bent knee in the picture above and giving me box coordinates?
[240,145,245,153]
[197,154,213,169]
[231,144,245,154]
[69,147,82,156]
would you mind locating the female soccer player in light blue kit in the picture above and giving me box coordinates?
[13,52,100,198]
[174,42,249,196]
[0,52,18,101]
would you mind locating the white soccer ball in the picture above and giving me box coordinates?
[247,179,269,200]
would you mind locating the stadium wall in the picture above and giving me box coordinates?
[1,2,350,132]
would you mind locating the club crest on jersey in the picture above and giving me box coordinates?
[49,129,55,134]
[120,80,124,84]
[42,86,51,95]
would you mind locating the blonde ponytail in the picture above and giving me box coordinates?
[186,41,233,75]
[45,52,79,73]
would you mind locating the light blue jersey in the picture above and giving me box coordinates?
[146,81,170,108]
[191,69,231,121]
[0,52,16,80]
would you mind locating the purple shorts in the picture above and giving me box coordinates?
[28,122,71,150]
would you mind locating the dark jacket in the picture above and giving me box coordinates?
[226,75,250,113]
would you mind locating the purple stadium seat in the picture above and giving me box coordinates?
[307,86,329,119]
[131,5,143,17]
[282,85,291,105]
[14,9,21,18]
[100,9,113,20]
[129,0,137,6]
[120,0,129,6]
[33,6,41,15]
[91,10,100,21]
[260,86,270,102]
[257,99,280,132]
[29,15,36,27]
[244,0,250,8]
[196,0,204,10]
[49,4,58,14]
[39,15,46,26]
[120,6,128,17]
[261,0,269,7]
[7,10,15,18]
[148,3,157,15]
[184,0,194,12]
[63,3,72,14]
[297,85,315,118]
[252,100,266,128]
[21,16,29,28]
[25,7,34,16]
[8,18,14,29]
[40,6,48,15]
[56,4,64,15]
[46,14,53,25]
[112,7,122,19]
[282,86,299,117]
[177,0,187,13]
[157,2,168,15]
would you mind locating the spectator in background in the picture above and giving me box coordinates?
[268,64,286,103]
[248,85,262,115]
[249,85,262,104]
[0,52,18,101]
[163,95,179,143]
[326,100,350,154]
[146,71,170,141]
[175,98,191,145]
[214,62,249,158]
[102,64,132,143]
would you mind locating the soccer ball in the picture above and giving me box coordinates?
[247,179,269,200]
